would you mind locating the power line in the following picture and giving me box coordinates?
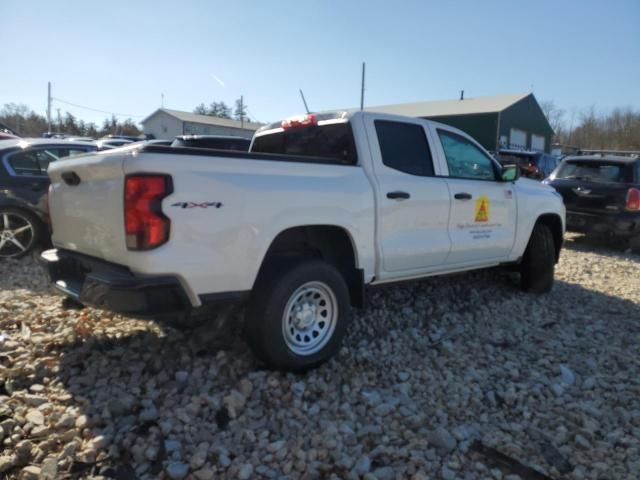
[52,97,145,118]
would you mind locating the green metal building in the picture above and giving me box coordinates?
[366,92,554,153]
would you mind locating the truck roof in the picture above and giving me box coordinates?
[257,111,352,134]
[256,110,462,136]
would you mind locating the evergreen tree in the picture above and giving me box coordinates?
[207,101,231,119]
[234,98,248,122]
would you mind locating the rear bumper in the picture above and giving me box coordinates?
[566,210,640,238]
[40,249,193,318]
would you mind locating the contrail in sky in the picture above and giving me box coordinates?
[211,74,225,87]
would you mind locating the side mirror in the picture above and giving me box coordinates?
[501,165,519,182]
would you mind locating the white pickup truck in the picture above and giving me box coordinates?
[41,111,565,370]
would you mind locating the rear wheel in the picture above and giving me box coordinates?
[0,208,42,259]
[245,260,350,371]
[520,223,555,293]
[629,236,640,254]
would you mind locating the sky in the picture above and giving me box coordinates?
[1,0,639,126]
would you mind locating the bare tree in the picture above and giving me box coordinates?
[540,100,566,140]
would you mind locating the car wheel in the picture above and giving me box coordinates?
[245,260,351,371]
[629,236,640,254]
[520,223,555,293]
[0,208,42,259]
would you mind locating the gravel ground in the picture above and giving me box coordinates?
[1,235,639,480]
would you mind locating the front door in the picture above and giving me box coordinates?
[365,117,452,276]
[433,128,517,265]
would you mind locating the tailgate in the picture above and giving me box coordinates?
[48,151,127,260]
[552,179,630,214]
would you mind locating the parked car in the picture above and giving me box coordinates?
[171,135,251,151]
[545,155,640,251]
[0,138,97,258]
[498,150,560,180]
[95,138,134,150]
[101,134,145,142]
[145,139,173,146]
[0,122,19,138]
[65,137,95,143]
[41,111,565,370]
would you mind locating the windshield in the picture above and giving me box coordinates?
[251,123,357,165]
[555,161,633,183]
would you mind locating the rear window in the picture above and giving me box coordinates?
[375,120,434,176]
[172,138,251,151]
[251,123,357,165]
[555,161,634,183]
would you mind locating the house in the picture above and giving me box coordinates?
[366,92,553,153]
[141,108,262,140]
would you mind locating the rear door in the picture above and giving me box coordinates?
[432,127,517,265]
[364,116,451,276]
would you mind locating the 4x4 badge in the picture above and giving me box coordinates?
[171,202,223,209]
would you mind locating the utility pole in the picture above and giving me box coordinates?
[47,82,52,133]
[56,108,61,133]
[360,62,366,111]
[161,93,164,108]
[240,95,244,129]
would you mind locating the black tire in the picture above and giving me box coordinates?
[520,223,555,293]
[245,259,351,371]
[0,207,43,259]
[629,236,640,254]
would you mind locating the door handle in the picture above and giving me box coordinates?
[387,191,410,200]
[454,192,472,200]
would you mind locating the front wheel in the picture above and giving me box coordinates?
[245,260,351,371]
[520,223,556,293]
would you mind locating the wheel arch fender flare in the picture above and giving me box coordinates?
[531,213,564,263]
[252,224,366,307]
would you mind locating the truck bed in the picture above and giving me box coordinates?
[47,144,375,305]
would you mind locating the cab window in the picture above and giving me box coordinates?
[438,130,497,181]
[375,120,434,176]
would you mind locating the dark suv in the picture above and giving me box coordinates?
[546,155,640,251]
[0,139,96,258]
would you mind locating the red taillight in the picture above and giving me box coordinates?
[281,114,316,129]
[626,188,640,211]
[124,175,171,250]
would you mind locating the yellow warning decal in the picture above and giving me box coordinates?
[475,196,490,222]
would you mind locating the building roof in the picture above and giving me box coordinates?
[364,92,531,118]
[142,108,262,131]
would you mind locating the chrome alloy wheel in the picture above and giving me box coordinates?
[282,281,338,356]
[0,212,35,258]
